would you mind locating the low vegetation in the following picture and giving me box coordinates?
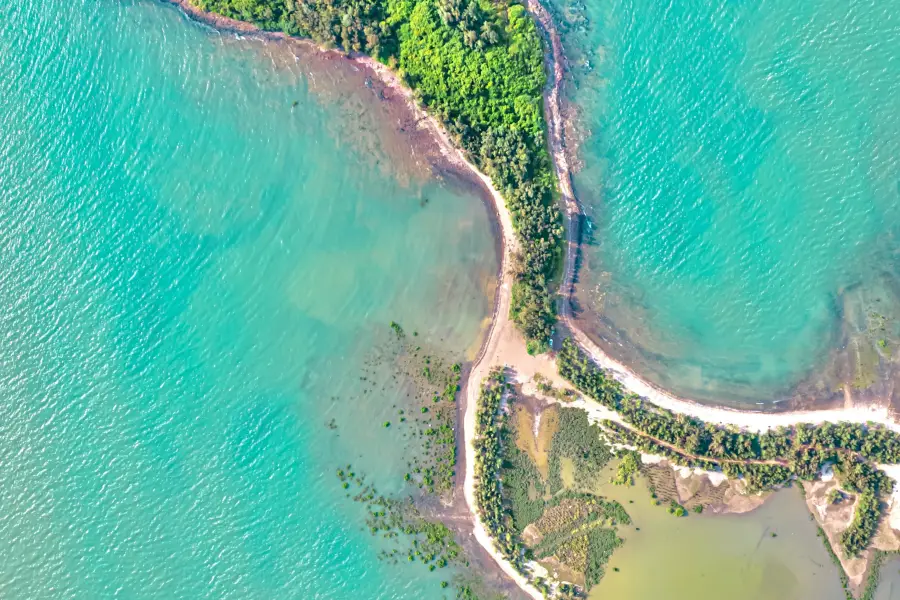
[472,370,629,595]
[547,407,612,493]
[504,442,547,531]
[611,450,640,486]
[584,527,622,589]
[534,373,576,401]
[529,492,629,560]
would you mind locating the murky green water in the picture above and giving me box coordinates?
[874,557,900,600]
[588,470,846,600]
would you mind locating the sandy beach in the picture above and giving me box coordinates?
[569,326,900,432]
[162,1,900,597]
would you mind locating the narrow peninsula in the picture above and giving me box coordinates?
[166,0,900,598]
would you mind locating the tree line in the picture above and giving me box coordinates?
[557,338,900,557]
[472,369,528,569]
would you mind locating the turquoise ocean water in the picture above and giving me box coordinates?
[556,0,900,404]
[0,1,498,597]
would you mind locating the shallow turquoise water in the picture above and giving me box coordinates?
[0,1,497,597]
[557,0,900,403]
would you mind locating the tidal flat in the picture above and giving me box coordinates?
[0,1,502,597]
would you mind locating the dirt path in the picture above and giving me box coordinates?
[617,426,789,467]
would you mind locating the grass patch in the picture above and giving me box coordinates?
[547,407,613,494]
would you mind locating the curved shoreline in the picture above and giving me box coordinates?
[161,1,543,596]
[525,0,900,435]
[160,1,900,597]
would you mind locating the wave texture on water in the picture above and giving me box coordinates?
[556,0,900,406]
[0,0,498,597]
